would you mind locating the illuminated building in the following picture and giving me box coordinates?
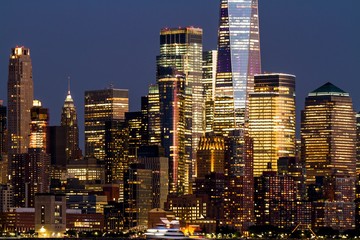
[124,163,152,229]
[356,112,360,173]
[29,100,49,151]
[67,157,104,183]
[104,120,128,184]
[301,82,356,184]
[196,134,225,179]
[249,73,296,176]
[214,0,261,134]
[7,47,34,157]
[202,50,217,133]
[34,193,66,238]
[157,27,204,181]
[158,67,186,194]
[138,145,169,209]
[67,194,108,214]
[125,111,146,161]
[11,149,50,207]
[85,88,129,160]
[61,82,81,162]
[46,126,66,167]
[223,130,254,230]
[147,84,161,145]
[0,101,6,157]
[254,171,311,230]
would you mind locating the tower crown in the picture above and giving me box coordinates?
[309,82,349,97]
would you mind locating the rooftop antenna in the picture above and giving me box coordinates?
[68,76,71,95]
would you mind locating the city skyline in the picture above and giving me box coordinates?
[1,1,360,149]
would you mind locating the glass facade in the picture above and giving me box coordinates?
[214,0,261,134]
[249,73,296,177]
[84,88,129,160]
[29,100,49,151]
[157,27,203,181]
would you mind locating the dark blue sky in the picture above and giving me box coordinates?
[1,1,360,148]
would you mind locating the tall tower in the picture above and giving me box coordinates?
[301,82,356,184]
[157,27,203,180]
[249,73,296,177]
[214,0,261,134]
[84,88,129,160]
[0,101,6,156]
[7,47,34,156]
[61,81,81,162]
[158,67,186,194]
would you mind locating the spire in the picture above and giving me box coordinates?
[68,76,71,95]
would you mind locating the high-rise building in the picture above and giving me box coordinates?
[158,67,186,194]
[29,100,49,151]
[147,84,161,145]
[0,101,6,156]
[214,0,261,134]
[356,112,360,174]
[84,88,129,160]
[157,27,204,179]
[249,73,296,176]
[301,82,356,184]
[7,47,34,156]
[202,50,218,133]
[223,130,254,230]
[61,83,81,162]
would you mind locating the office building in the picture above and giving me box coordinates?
[202,50,217,133]
[29,100,49,151]
[301,82,356,184]
[7,46,34,157]
[158,67,186,194]
[214,0,261,134]
[249,73,296,176]
[85,88,128,160]
[61,83,81,162]
[147,84,161,145]
[157,27,204,180]
[0,101,6,157]
[356,112,360,173]
[138,145,169,209]
[34,193,66,238]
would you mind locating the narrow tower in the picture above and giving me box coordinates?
[61,79,81,162]
[7,47,34,157]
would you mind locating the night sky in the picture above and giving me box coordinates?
[1,1,360,148]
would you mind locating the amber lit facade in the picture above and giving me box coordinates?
[7,47,34,157]
[249,73,296,177]
[157,27,204,180]
[29,100,49,151]
[301,82,356,184]
[85,88,129,160]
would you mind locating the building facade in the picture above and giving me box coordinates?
[7,47,34,157]
[214,0,261,134]
[84,88,129,160]
[249,73,296,177]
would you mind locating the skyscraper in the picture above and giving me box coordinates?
[7,47,34,156]
[61,82,81,162]
[29,100,49,151]
[0,101,6,157]
[301,82,356,184]
[158,67,186,194]
[202,50,218,133]
[84,88,129,160]
[157,27,204,179]
[214,0,261,134]
[249,73,296,177]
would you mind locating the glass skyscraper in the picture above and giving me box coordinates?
[214,0,261,134]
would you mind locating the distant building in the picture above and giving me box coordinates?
[61,83,81,162]
[7,47,34,157]
[29,100,49,151]
[85,88,128,160]
[34,193,66,238]
[0,101,6,157]
[249,73,296,177]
